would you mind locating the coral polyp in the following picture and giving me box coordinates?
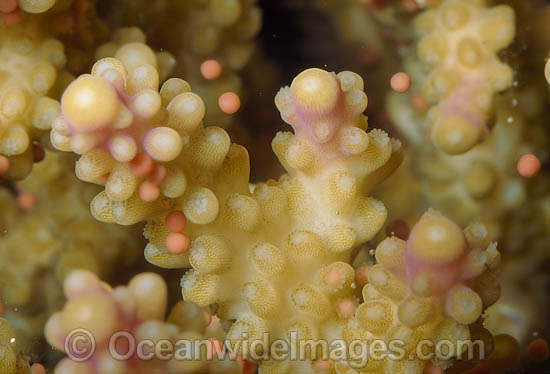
[415,0,515,154]
[341,210,500,373]
[0,19,67,179]
[46,270,243,373]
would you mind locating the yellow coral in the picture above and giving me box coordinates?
[0,318,30,374]
[174,68,403,372]
[415,0,515,154]
[0,151,141,350]
[0,19,68,179]
[45,270,242,373]
[340,210,501,373]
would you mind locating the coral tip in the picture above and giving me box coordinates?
[390,72,412,93]
[517,153,541,178]
[527,338,549,362]
[166,232,190,254]
[0,155,10,177]
[218,92,241,114]
[165,210,187,233]
[200,60,223,80]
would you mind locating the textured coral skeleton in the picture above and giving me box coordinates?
[0,0,549,373]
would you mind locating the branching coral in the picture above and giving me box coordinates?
[170,68,402,372]
[414,98,530,236]
[104,0,262,127]
[0,151,142,351]
[0,318,30,374]
[50,40,190,218]
[415,0,516,154]
[45,270,242,373]
[0,19,69,180]
[338,210,501,373]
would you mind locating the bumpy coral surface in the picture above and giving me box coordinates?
[339,210,501,373]
[175,68,402,373]
[0,19,68,179]
[415,98,529,236]
[105,0,261,127]
[415,0,515,154]
[0,151,141,350]
[51,40,191,220]
[0,317,30,374]
[45,270,242,373]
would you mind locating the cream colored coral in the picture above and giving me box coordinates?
[546,57,550,85]
[415,0,515,154]
[415,97,529,236]
[0,20,68,179]
[45,270,241,373]
[95,27,176,82]
[103,0,261,127]
[50,40,191,217]
[0,318,30,374]
[339,210,500,373]
[0,151,141,350]
[172,68,403,373]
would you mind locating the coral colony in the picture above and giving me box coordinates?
[0,0,549,374]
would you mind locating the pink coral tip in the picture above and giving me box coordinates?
[0,155,9,177]
[517,153,541,178]
[200,60,223,80]
[31,363,46,374]
[17,192,36,212]
[390,72,412,93]
[138,180,160,202]
[165,210,187,233]
[218,92,241,114]
[130,153,155,178]
[166,233,190,254]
